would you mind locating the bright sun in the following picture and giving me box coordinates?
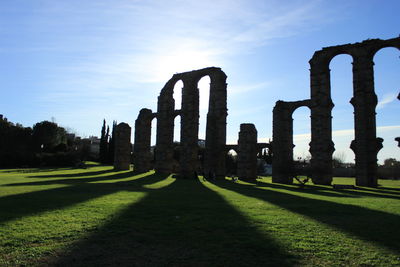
[154,49,216,82]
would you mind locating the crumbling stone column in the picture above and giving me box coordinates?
[272,101,294,184]
[114,122,132,171]
[237,124,258,181]
[133,108,156,173]
[350,54,382,187]
[309,58,334,185]
[155,79,177,174]
[179,77,199,178]
[204,70,227,179]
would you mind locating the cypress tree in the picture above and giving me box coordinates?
[99,119,108,163]
[107,120,117,164]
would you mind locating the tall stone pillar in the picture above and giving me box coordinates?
[133,108,155,173]
[114,123,132,171]
[204,71,227,179]
[350,54,382,187]
[155,81,176,174]
[272,101,294,184]
[309,59,334,185]
[237,124,258,181]
[180,77,199,178]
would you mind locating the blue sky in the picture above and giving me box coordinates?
[0,0,399,163]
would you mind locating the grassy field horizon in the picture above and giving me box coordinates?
[1,164,399,266]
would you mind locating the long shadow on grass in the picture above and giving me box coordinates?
[210,180,400,253]
[260,181,400,200]
[358,186,400,193]
[52,178,297,267]
[27,168,114,179]
[3,169,151,186]
[0,172,165,224]
[0,167,74,173]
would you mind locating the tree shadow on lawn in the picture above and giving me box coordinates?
[258,181,400,200]
[0,172,166,224]
[50,178,297,267]
[210,180,400,254]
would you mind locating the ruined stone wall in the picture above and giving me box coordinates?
[154,67,227,178]
[309,37,400,187]
[272,100,311,184]
[133,108,156,173]
[204,70,228,179]
[237,123,258,181]
[114,122,132,171]
[155,78,178,174]
[180,76,200,178]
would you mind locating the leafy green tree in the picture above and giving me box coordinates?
[0,116,34,167]
[32,121,67,152]
[383,158,400,167]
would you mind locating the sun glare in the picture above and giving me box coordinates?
[154,49,215,81]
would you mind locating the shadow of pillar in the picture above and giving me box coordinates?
[53,178,298,266]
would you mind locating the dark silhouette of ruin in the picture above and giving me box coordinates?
[237,124,258,181]
[272,100,311,184]
[272,37,400,187]
[113,123,131,171]
[130,37,399,187]
[133,67,229,179]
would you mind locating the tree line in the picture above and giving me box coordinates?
[0,116,84,167]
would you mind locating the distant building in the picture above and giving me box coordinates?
[87,136,100,158]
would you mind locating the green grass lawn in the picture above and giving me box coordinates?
[0,165,399,266]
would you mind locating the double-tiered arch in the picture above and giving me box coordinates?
[309,37,400,186]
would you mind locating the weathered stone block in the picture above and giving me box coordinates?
[114,122,131,171]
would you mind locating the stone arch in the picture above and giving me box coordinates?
[225,146,238,176]
[309,37,400,186]
[272,100,311,184]
[155,77,183,174]
[154,67,227,178]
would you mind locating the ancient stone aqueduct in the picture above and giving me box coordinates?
[115,37,400,188]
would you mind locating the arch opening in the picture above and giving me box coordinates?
[374,47,400,172]
[329,54,355,176]
[293,106,311,162]
[150,117,157,167]
[226,148,238,176]
[173,80,183,110]
[198,76,211,141]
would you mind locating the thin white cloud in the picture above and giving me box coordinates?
[16,0,333,91]
[377,92,398,110]
[232,1,322,46]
